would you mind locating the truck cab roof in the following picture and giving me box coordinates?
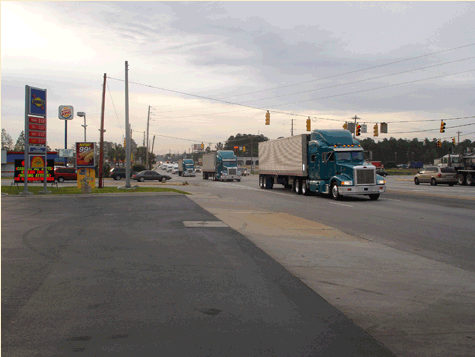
[311,129,359,146]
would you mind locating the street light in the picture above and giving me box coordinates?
[77,112,87,141]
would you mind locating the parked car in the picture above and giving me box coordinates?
[132,170,172,183]
[54,167,77,182]
[414,166,457,186]
[238,167,248,176]
[376,168,388,177]
[110,167,134,180]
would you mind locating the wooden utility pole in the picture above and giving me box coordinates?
[99,73,107,188]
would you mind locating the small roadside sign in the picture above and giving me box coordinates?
[59,149,74,158]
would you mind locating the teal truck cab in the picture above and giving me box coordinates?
[202,150,241,182]
[258,129,386,200]
[178,158,196,177]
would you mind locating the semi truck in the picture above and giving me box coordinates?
[258,130,386,200]
[178,158,196,177]
[456,147,475,185]
[202,150,241,182]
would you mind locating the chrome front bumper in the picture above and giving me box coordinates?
[338,185,386,196]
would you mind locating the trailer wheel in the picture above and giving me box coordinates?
[467,174,474,186]
[259,176,264,188]
[457,174,466,185]
[331,182,340,200]
[293,179,302,195]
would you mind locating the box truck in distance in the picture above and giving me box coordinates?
[258,129,386,200]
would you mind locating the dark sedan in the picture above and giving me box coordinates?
[132,170,172,183]
[376,168,388,177]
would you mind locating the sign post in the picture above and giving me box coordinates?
[59,105,74,150]
[76,142,95,193]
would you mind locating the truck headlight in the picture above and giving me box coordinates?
[340,181,353,185]
[377,179,386,185]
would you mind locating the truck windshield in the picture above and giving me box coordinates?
[223,161,236,167]
[335,151,364,161]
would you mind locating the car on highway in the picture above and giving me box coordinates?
[172,164,179,174]
[54,167,77,182]
[132,170,172,183]
[414,166,457,186]
[376,168,388,177]
[110,167,134,180]
[238,167,248,176]
[195,167,202,173]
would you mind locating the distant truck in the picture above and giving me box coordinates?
[456,147,475,185]
[409,161,423,169]
[258,130,386,200]
[178,158,195,177]
[202,150,241,182]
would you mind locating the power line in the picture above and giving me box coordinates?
[109,68,475,124]
[106,82,123,133]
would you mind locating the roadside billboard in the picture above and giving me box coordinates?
[76,142,95,168]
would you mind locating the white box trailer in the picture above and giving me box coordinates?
[258,134,308,176]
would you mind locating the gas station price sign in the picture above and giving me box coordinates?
[14,158,55,182]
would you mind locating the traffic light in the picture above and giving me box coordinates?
[452,137,456,145]
[306,117,311,131]
[343,122,348,130]
[265,110,270,125]
[440,120,446,133]
[124,138,126,147]
[373,124,379,137]
[356,124,361,136]
[437,140,441,148]
[201,142,204,150]
[243,146,245,152]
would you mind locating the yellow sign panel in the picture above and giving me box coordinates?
[77,168,96,189]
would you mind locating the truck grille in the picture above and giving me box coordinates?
[355,168,375,185]
[228,168,237,175]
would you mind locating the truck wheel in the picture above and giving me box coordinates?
[414,177,419,185]
[369,194,380,201]
[302,180,310,196]
[331,182,340,200]
[457,174,466,185]
[467,174,474,186]
[431,178,437,186]
[294,179,302,194]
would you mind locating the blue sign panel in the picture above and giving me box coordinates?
[28,87,47,116]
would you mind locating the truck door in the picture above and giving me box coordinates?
[320,150,335,180]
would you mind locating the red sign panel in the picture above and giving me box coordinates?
[76,142,95,167]
[29,116,46,124]
[29,131,46,137]
[29,138,46,144]
[29,124,46,131]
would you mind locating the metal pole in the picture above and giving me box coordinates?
[83,114,87,141]
[43,89,47,193]
[291,119,294,136]
[146,105,150,169]
[99,73,107,188]
[23,85,29,193]
[65,121,67,149]
[125,61,131,188]
[151,135,155,167]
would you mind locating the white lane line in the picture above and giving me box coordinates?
[328,201,354,207]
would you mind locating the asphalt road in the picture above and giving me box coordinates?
[1,194,395,357]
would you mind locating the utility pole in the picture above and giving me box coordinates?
[291,119,294,136]
[457,131,462,145]
[98,73,107,188]
[146,106,151,169]
[352,115,360,139]
[151,135,155,167]
[125,61,131,188]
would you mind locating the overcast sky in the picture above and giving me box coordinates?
[2,1,475,155]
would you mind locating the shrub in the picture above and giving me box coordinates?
[132,164,146,172]
[385,161,396,169]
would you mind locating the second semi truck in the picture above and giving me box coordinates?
[258,129,386,200]
[202,150,241,182]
